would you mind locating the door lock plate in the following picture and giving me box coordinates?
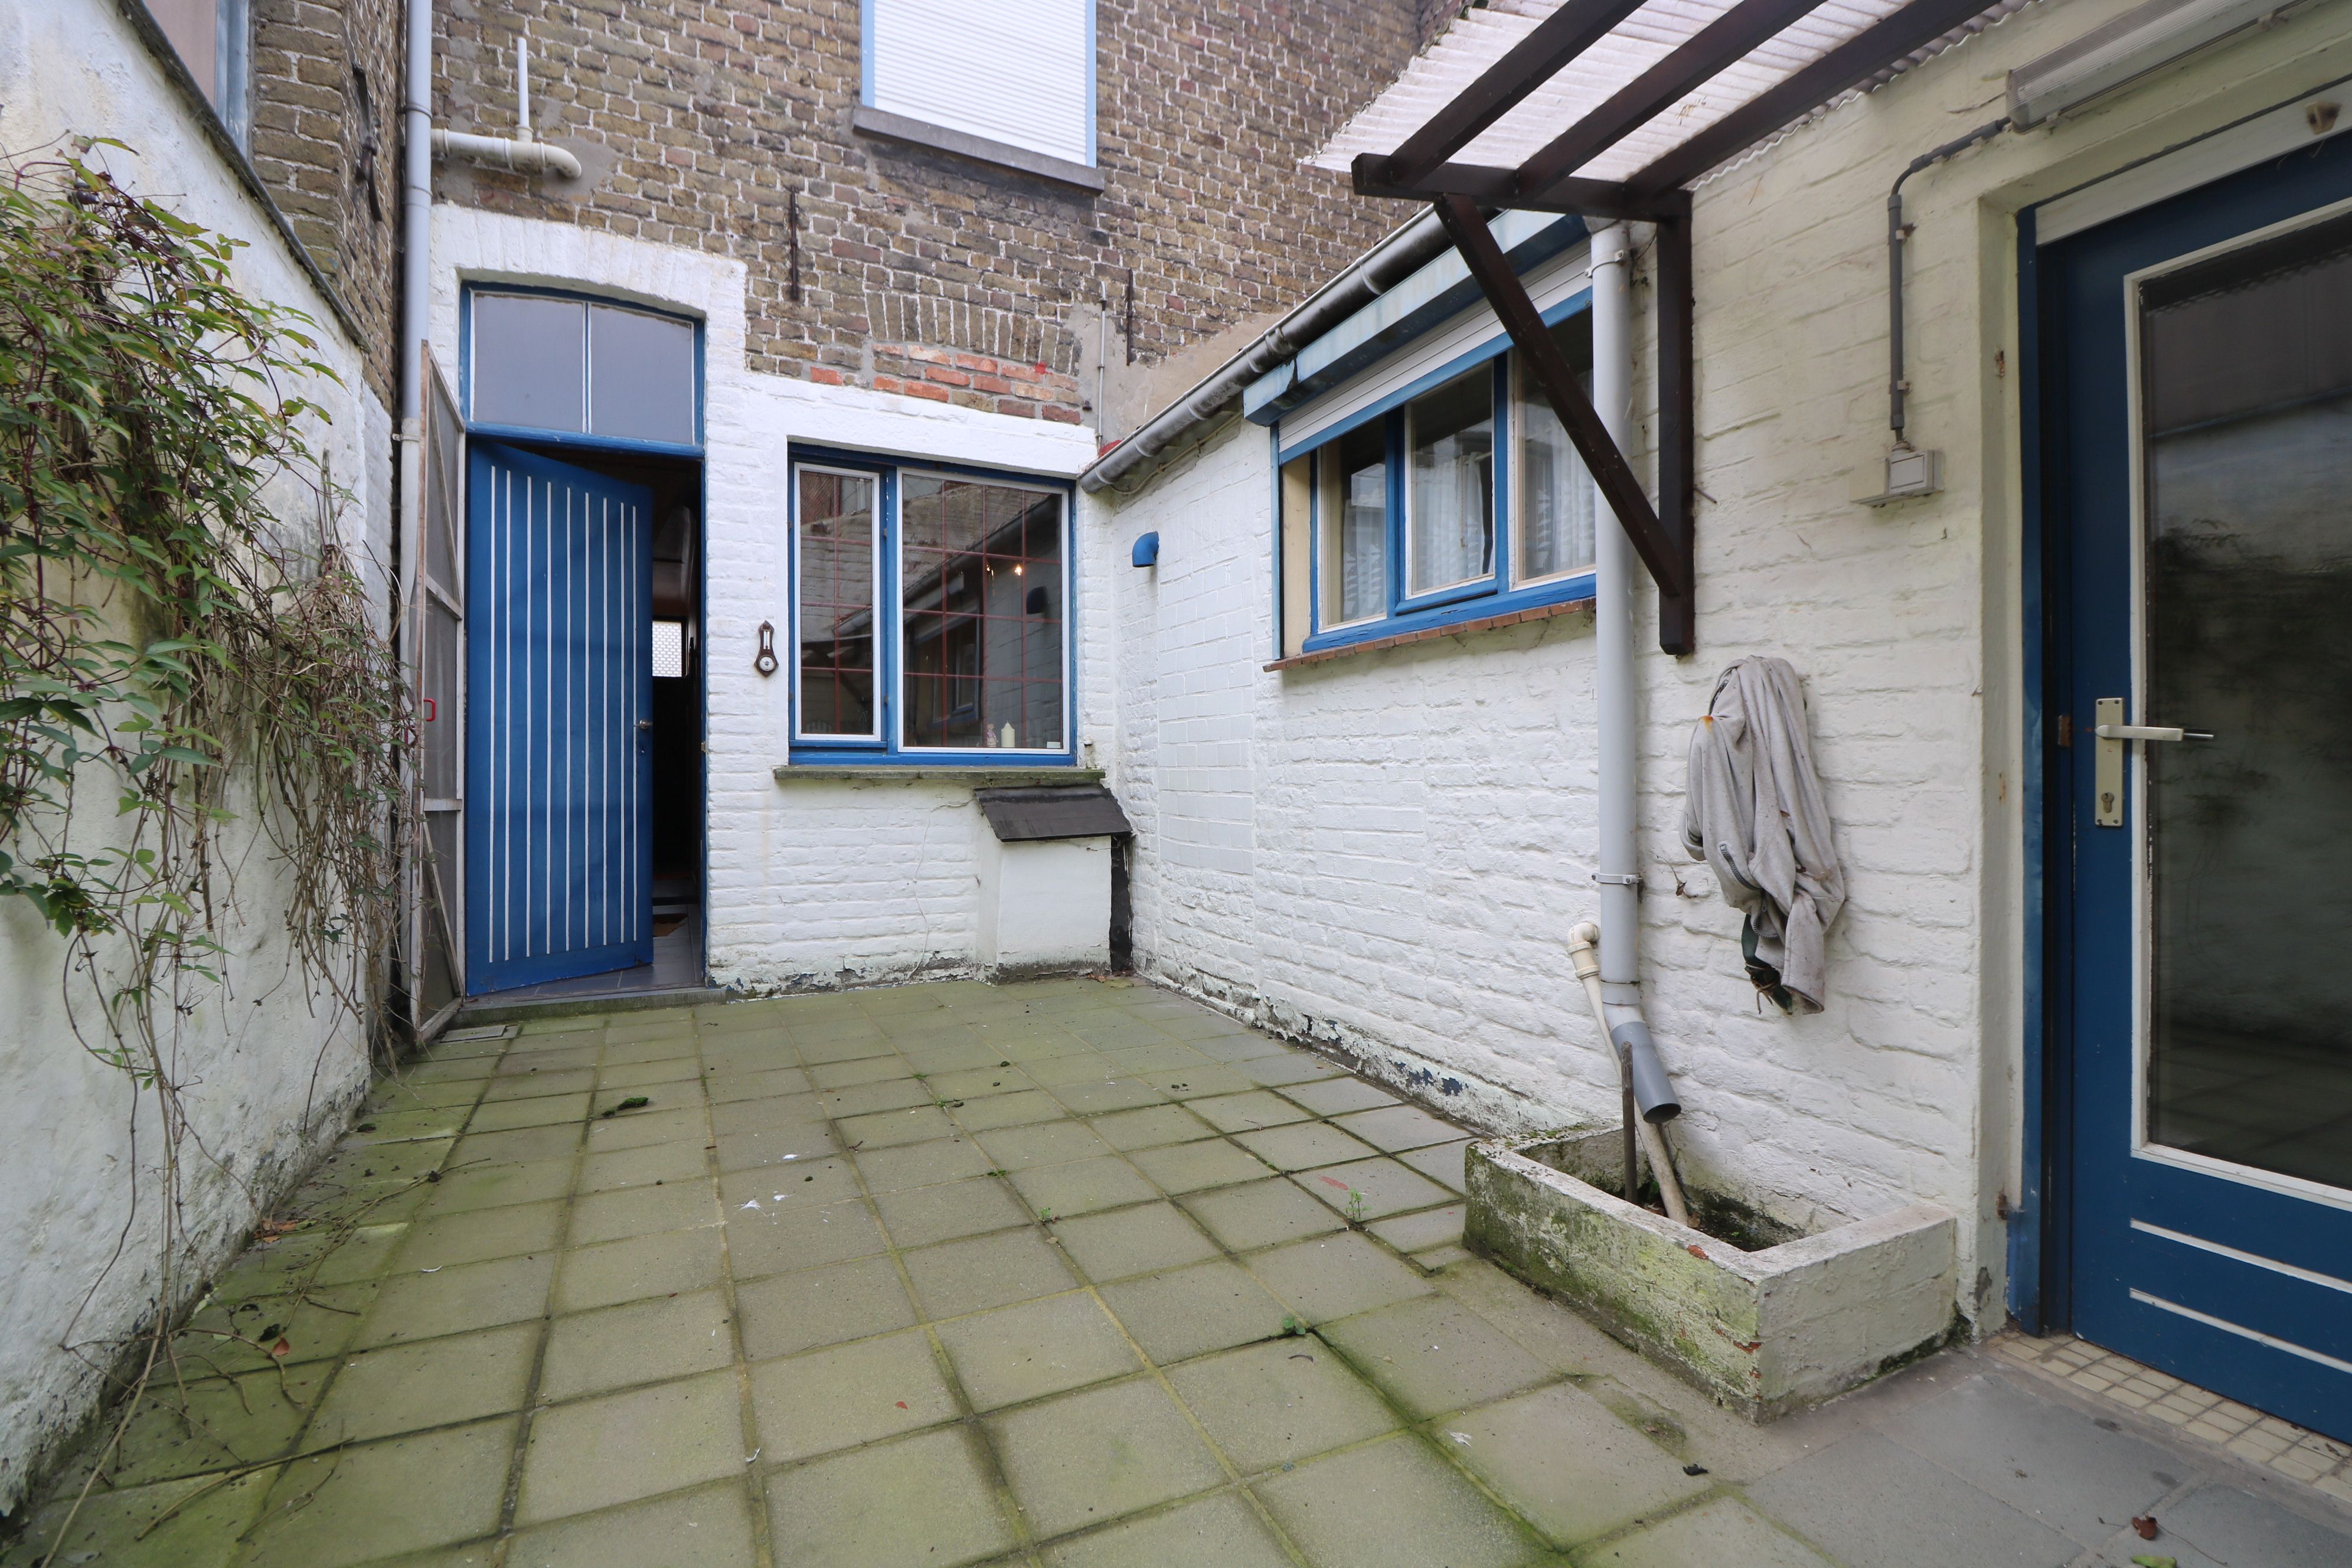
[2095,697,2125,827]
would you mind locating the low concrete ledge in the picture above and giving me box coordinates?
[772,766,1106,788]
[1465,1130,1958,1421]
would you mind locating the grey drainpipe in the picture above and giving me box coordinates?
[1080,208,1454,495]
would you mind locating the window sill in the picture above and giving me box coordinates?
[774,763,1105,787]
[852,107,1105,194]
[1269,592,1593,672]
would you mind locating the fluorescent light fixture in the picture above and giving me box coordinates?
[2008,0,2287,129]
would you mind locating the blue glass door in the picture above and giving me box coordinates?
[465,440,654,994]
[2046,141,2352,1442]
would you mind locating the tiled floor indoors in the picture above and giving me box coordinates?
[10,976,2352,1567]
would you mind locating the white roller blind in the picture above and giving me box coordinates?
[868,0,1094,168]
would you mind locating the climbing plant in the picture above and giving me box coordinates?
[0,142,411,1527]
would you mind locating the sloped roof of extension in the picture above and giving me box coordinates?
[1313,0,2037,190]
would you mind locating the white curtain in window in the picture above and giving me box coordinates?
[869,0,1093,166]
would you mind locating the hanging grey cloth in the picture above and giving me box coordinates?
[1681,656,1845,1014]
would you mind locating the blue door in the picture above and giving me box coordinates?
[465,441,654,994]
[2045,138,2352,1440]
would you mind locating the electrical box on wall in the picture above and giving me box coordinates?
[1855,445,1943,507]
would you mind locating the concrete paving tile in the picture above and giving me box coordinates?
[1014,1157,1162,1219]
[1433,1258,1632,1378]
[245,1417,516,1566]
[1023,1050,1123,1084]
[367,1075,490,1113]
[2115,1482,2352,1567]
[71,1364,326,1488]
[752,1328,961,1463]
[500,1045,602,1073]
[857,1135,998,1192]
[1329,1104,1463,1153]
[704,1066,813,1104]
[1442,1382,1709,1547]
[1233,1054,1347,1090]
[1089,1104,1217,1151]
[937,1293,1146,1410]
[1399,1138,1472,1193]
[791,1028,896,1065]
[901,1041,1004,1073]
[1744,1431,2079,1568]
[1232,1122,1378,1174]
[980,1119,1113,1170]
[424,1157,579,1213]
[1319,1296,1554,1418]
[569,1179,718,1244]
[362,1253,554,1345]
[555,1226,724,1312]
[738,1254,917,1360]
[397,1200,564,1270]
[954,1088,1069,1132]
[1167,1338,1401,1473]
[710,1090,828,1137]
[929,1064,1035,1097]
[1247,1232,1433,1325]
[810,1054,913,1089]
[310,1221,414,1285]
[596,1058,703,1094]
[1878,1373,2182,1547]
[576,1139,708,1193]
[726,1197,886,1279]
[462,1092,593,1134]
[818,1077,936,1118]
[1052,1077,1171,1116]
[1415,1244,1472,1271]
[506,1478,757,1568]
[841,1103,960,1149]
[1368,1204,1466,1255]
[1278,1077,1403,1116]
[1131,1138,1278,1195]
[1180,1177,1345,1250]
[904,1228,1079,1319]
[1041,1488,1294,1568]
[518,1370,744,1524]
[1097,1042,1208,1074]
[592,1082,700,1118]
[481,1066,597,1101]
[986,1377,1227,1537]
[452,1123,581,1167]
[1295,1157,1454,1221]
[603,1025,707,1059]
[312,1136,456,1192]
[876,1175,1032,1249]
[1572,1495,1835,1566]
[1140,1064,1259,1099]
[1,1468,276,1568]
[1252,1432,1542,1568]
[1099,1260,1295,1364]
[1191,1090,1314,1133]
[724,1152,865,1213]
[715,1122,839,1174]
[766,1425,1015,1568]
[1190,1033,1293,1064]
[540,1288,735,1402]
[176,1283,377,1375]
[310,1321,540,1443]
[583,1105,705,1152]
[1053,1201,1220,1282]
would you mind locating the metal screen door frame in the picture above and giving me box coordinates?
[2040,135,2352,1443]
[464,440,655,994]
[406,352,468,1030]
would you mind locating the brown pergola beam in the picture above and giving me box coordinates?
[1352,156,1670,221]
[1653,193,1697,656]
[1376,0,1654,187]
[1518,0,1828,198]
[1626,0,1998,195]
[1430,194,1688,601]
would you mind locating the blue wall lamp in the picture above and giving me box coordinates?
[1131,531,1159,568]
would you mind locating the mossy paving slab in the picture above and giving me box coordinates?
[750,1329,959,1464]
[1040,1489,1295,1568]
[1250,1434,1545,1568]
[985,1377,1226,1538]
[244,1417,517,1566]
[765,1424,1015,1568]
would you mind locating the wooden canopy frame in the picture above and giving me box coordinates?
[1355,0,1995,653]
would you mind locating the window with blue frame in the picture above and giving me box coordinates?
[1280,309,1597,654]
[466,289,700,449]
[792,455,1072,762]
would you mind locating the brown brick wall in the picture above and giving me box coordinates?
[245,0,403,404]
[430,0,1431,426]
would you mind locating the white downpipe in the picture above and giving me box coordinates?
[430,37,582,181]
[399,0,432,423]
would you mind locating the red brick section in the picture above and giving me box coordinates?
[428,0,1443,420]
[1264,596,1598,672]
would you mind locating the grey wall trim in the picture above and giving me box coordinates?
[851,106,1106,194]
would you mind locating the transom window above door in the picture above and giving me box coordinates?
[467,289,699,449]
[792,454,1073,763]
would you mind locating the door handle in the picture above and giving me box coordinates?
[2092,697,2214,827]
[2092,723,2214,742]
[636,719,654,732]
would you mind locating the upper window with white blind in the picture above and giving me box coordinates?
[862,0,1096,172]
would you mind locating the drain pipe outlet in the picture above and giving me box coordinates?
[433,37,582,181]
[1568,923,1690,1226]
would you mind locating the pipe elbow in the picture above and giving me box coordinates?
[431,129,583,180]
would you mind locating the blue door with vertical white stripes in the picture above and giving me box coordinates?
[465,441,653,994]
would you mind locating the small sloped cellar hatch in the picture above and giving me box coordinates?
[1465,1129,1959,1421]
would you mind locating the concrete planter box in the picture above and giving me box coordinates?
[1464,1130,1959,1420]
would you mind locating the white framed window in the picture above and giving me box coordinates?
[861,0,1096,172]
[1514,313,1599,587]
[150,0,251,147]
[792,453,1074,761]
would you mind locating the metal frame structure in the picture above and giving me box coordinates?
[1354,0,2000,653]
